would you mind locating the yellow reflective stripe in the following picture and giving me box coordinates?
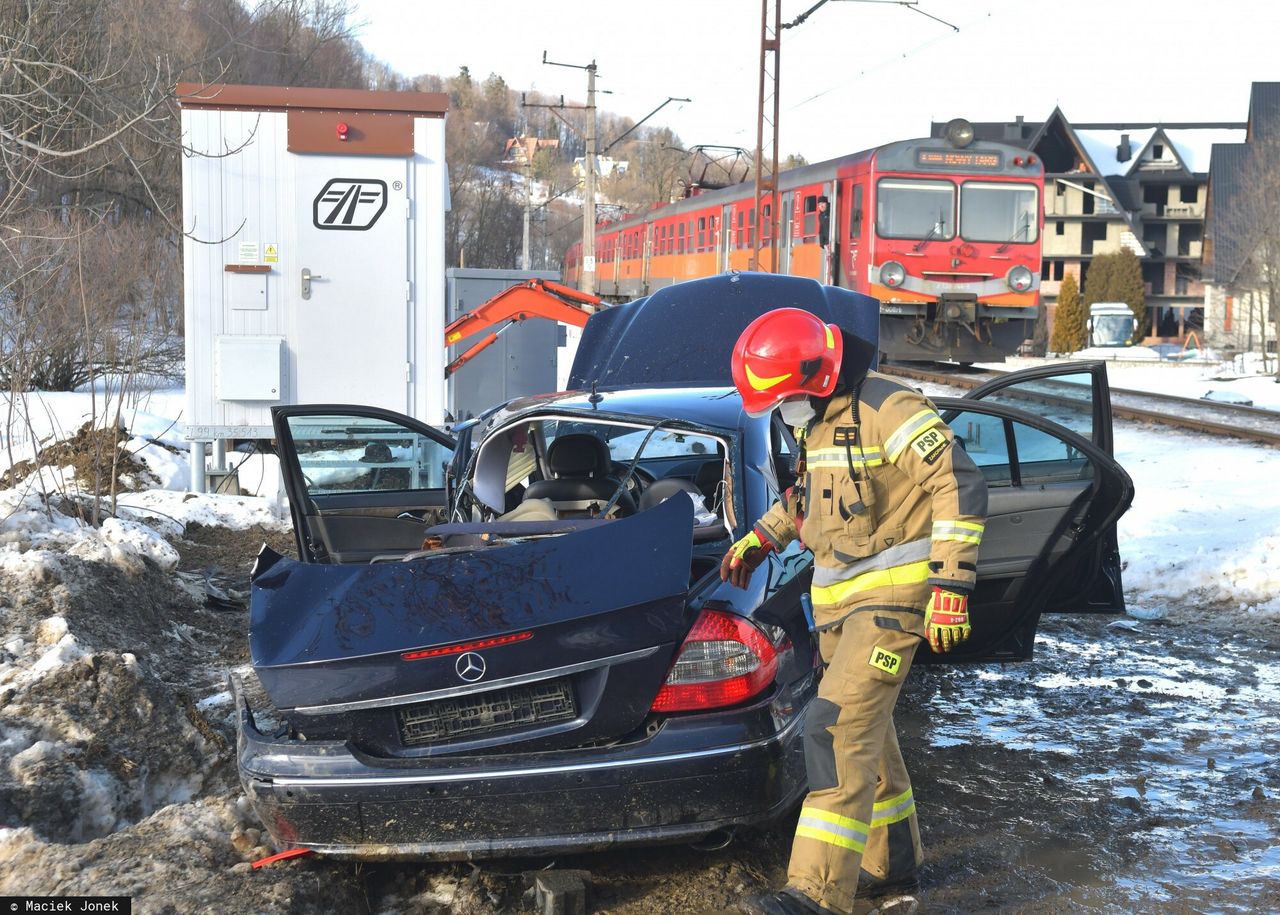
[935,520,984,532]
[810,560,931,607]
[801,806,869,832]
[806,446,885,469]
[745,364,793,391]
[824,325,835,348]
[870,788,916,828]
[795,807,869,852]
[885,409,942,463]
[873,788,913,811]
[795,824,867,852]
[807,458,885,469]
[932,520,985,545]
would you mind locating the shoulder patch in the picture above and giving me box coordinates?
[909,427,949,464]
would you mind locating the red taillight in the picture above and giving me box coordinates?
[401,631,533,660]
[336,121,350,141]
[1013,156,1024,166]
[650,609,779,713]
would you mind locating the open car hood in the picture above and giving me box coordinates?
[569,272,880,390]
[249,495,696,746]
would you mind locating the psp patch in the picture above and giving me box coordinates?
[869,645,903,676]
[909,427,949,465]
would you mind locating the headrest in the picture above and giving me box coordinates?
[547,434,610,477]
[638,478,702,512]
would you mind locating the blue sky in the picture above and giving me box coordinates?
[352,0,1280,163]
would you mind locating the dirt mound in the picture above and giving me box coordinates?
[1,422,155,494]
[0,554,240,844]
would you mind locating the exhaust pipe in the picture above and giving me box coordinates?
[689,827,735,852]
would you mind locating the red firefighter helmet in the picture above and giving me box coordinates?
[731,308,844,417]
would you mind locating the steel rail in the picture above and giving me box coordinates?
[879,364,1280,448]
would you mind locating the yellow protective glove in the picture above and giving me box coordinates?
[719,527,774,589]
[924,586,971,653]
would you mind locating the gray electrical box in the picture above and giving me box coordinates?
[446,268,567,421]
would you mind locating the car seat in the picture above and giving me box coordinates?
[640,478,725,542]
[523,433,636,517]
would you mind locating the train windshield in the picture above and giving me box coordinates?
[960,182,1039,244]
[875,179,955,240]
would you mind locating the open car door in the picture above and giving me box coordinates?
[963,361,1128,616]
[918,368,1133,663]
[272,405,456,564]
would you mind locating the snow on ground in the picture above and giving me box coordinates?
[993,350,1280,410]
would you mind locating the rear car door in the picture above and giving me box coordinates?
[921,373,1132,662]
[272,405,455,563]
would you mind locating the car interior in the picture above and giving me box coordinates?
[469,416,732,543]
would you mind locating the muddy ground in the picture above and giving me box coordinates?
[1,522,1277,913]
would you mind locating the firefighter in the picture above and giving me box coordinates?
[722,308,987,915]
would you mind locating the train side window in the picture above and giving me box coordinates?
[678,223,685,254]
[748,208,756,247]
[850,185,864,237]
[698,216,706,251]
[762,203,772,241]
[737,211,745,249]
[803,195,817,237]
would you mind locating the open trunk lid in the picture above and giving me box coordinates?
[249,495,695,753]
[569,272,880,390]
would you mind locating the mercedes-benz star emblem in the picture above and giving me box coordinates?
[455,652,486,682]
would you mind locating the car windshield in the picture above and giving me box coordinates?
[960,182,1039,244]
[876,178,955,240]
[1092,314,1135,346]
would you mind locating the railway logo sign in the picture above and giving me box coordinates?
[455,652,487,682]
[313,178,388,230]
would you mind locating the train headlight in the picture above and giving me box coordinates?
[880,261,906,288]
[1007,265,1034,292]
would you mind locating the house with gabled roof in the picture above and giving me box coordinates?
[932,110,1245,346]
[1203,82,1280,357]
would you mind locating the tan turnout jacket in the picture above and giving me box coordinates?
[755,371,988,631]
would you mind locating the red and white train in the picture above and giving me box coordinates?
[564,128,1044,362]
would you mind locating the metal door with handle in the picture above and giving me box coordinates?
[293,156,412,413]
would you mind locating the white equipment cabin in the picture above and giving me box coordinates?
[177,83,449,491]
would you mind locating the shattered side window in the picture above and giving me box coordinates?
[285,415,451,495]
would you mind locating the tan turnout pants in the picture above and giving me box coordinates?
[786,606,925,915]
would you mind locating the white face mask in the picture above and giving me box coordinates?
[778,397,816,428]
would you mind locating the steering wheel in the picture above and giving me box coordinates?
[613,462,656,496]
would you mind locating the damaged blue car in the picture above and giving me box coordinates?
[232,273,1132,859]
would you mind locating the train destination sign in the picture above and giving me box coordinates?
[916,149,1004,170]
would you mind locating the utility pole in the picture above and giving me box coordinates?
[752,0,782,273]
[583,61,597,295]
[523,150,533,270]
[752,0,959,273]
[534,52,599,295]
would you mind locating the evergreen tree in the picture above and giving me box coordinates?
[1112,248,1150,340]
[1083,253,1116,307]
[1050,273,1087,353]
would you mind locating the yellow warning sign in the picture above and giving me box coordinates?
[264,243,279,263]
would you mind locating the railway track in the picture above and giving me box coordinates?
[880,362,1280,447]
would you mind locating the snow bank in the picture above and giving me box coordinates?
[1114,423,1280,617]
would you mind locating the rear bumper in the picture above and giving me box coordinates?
[232,675,809,860]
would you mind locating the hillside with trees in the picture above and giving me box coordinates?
[0,0,709,393]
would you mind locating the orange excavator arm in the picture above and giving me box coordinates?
[444,278,603,377]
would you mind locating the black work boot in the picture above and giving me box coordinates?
[854,870,920,900]
[739,888,840,915]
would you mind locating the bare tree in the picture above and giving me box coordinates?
[1225,132,1280,377]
